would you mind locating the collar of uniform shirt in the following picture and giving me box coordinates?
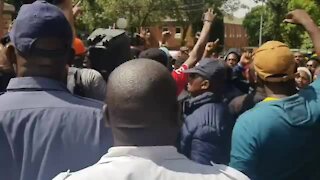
[103,146,186,163]
[6,77,69,92]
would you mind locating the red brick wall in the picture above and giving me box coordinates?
[146,22,248,50]
[146,23,194,50]
[224,23,248,50]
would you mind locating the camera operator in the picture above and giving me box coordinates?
[67,38,107,101]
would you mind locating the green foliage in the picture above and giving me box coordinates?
[265,0,289,41]
[243,0,320,49]
[243,6,264,46]
[76,0,113,32]
[283,0,320,49]
[76,0,182,33]
[243,0,290,46]
[5,0,243,41]
[76,0,244,34]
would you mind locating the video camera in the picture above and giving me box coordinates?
[87,28,131,81]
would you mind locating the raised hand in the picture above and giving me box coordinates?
[139,28,149,39]
[162,31,172,41]
[205,39,219,53]
[203,8,216,23]
[239,52,252,67]
[73,0,83,18]
[284,9,320,57]
[284,9,314,26]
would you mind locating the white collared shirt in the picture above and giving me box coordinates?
[53,146,249,180]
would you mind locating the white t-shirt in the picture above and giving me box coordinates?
[53,146,249,180]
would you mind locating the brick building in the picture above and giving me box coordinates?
[145,15,248,50]
[223,16,248,50]
[145,17,194,50]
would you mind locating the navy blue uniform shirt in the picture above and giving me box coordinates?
[0,77,113,180]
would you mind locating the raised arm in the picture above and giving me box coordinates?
[58,0,76,39]
[159,31,172,47]
[183,9,216,68]
[284,10,320,56]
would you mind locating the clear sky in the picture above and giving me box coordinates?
[233,0,259,18]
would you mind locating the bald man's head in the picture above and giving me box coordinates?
[106,59,178,146]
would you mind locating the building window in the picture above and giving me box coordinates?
[162,27,169,32]
[230,28,234,38]
[176,27,181,34]
[175,26,182,39]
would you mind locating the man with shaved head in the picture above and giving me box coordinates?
[54,59,249,180]
[106,59,179,146]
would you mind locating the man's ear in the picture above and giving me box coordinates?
[201,80,210,90]
[103,104,111,127]
[5,44,17,65]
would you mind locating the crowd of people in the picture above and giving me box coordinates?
[1,0,320,180]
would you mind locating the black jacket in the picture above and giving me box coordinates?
[178,92,234,165]
[229,86,267,119]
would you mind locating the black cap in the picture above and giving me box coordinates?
[139,48,168,66]
[184,58,226,80]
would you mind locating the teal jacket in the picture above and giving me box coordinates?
[230,79,320,180]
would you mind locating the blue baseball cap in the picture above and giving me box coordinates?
[10,0,73,57]
[184,58,226,80]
